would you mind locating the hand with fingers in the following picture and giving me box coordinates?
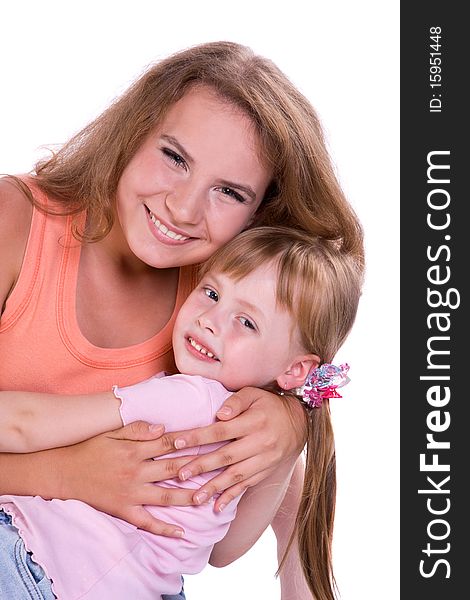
[165,386,308,512]
[51,420,197,538]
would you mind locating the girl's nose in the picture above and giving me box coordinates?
[165,180,205,226]
[197,312,217,335]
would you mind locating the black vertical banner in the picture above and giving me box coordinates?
[401,3,468,598]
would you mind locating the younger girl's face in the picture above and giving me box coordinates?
[172,263,304,391]
[115,86,272,268]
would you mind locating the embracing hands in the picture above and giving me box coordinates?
[55,387,306,536]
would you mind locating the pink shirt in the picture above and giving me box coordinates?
[0,374,237,599]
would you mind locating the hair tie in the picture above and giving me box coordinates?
[298,363,350,408]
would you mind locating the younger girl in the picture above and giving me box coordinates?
[0,226,363,600]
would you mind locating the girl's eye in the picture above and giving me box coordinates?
[204,288,219,302]
[239,317,256,331]
[162,148,187,170]
[217,186,247,204]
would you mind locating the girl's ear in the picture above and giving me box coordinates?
[276,354,320,391]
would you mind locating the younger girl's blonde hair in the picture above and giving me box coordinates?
[202,226,363,600]
[22,41,362,264]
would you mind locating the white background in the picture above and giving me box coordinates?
[1,1,399,598]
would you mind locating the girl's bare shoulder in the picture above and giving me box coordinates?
[0,177,33,314]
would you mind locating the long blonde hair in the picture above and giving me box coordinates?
[202,226,363,600]
[24,41,363,264]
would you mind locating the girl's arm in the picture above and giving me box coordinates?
[210,458,311,600]
[271,458,312,600]
[209,456,295,566]
[0,177,32,316]
[0,390,122,452]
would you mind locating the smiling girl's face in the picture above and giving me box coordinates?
[172,262,308,391]
[115,86,272,268]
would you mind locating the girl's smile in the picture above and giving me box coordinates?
[185,335,219,362]
[145,208,192,245]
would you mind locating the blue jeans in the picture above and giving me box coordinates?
[0,510,56,599]
[162,578,186,600]
[0,510,186,599]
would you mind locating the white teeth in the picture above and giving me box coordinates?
[189,337,217,360]
[148,211,189,241]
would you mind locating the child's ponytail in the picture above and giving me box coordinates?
[297,402,337,599]
[277,400,337,600]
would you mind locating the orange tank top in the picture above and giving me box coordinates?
[0,181,198,394]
